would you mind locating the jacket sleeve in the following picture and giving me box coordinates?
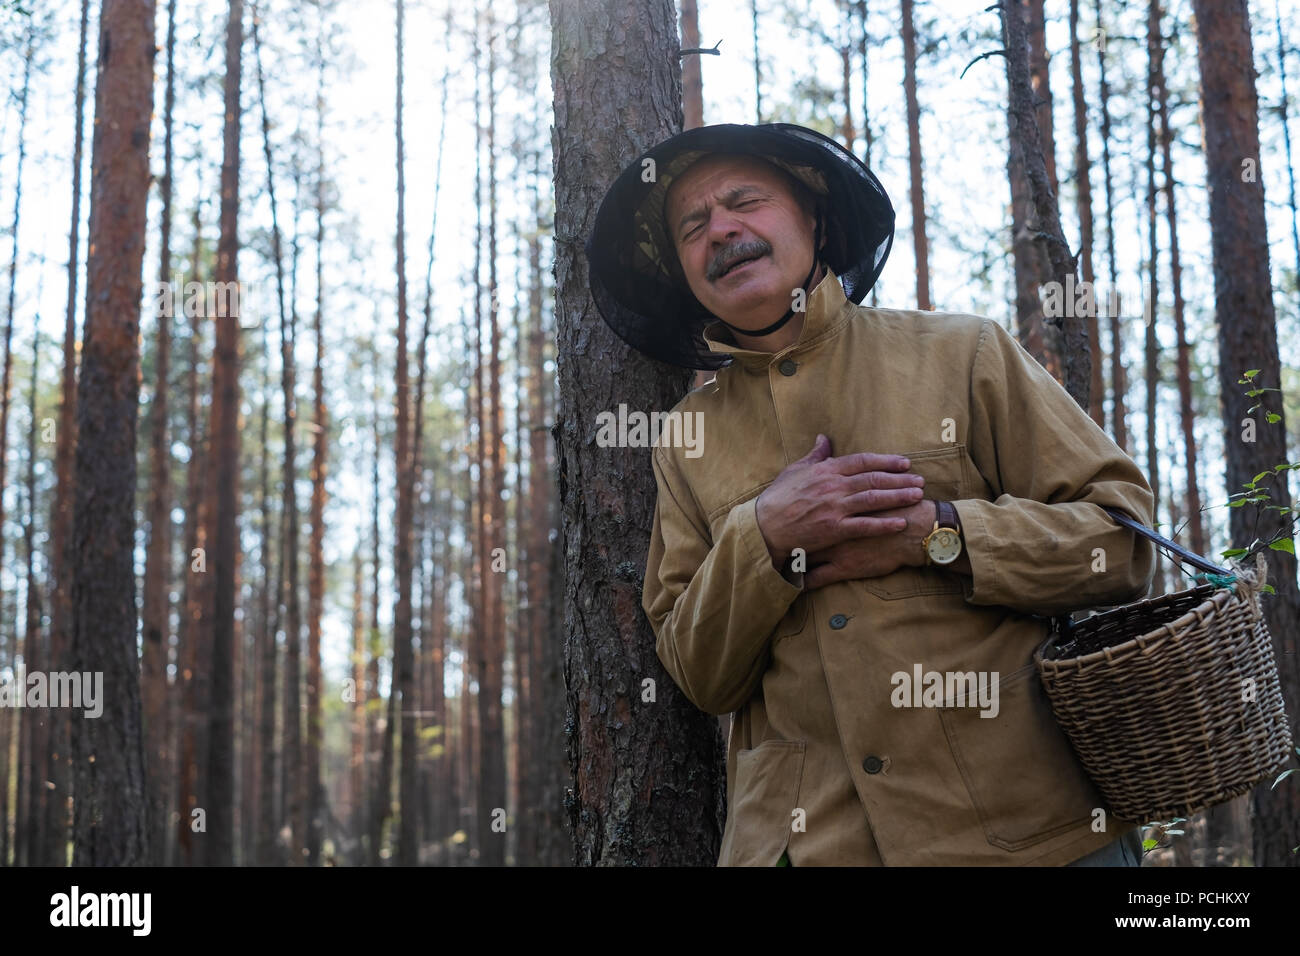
[643,445,805,716]
[953,318,1157,615]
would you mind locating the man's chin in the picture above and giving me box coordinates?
[704,281,791,331]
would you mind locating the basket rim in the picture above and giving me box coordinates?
[1034,583,1244,670]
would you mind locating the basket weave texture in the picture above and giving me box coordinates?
[1035,554,1294,822]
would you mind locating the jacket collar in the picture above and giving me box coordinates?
[701,268,851,371]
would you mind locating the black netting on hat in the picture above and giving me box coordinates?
[585,123,896,371]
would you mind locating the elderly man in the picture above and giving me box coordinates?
[585,123,1155,866]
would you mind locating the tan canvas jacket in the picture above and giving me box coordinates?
[642,270,1157,866]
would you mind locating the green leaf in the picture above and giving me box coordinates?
[1271,768,1296,790]
[1252,471,1272,485]
[1246,388,1264,397]
[1261,584,1276,595]
[1267,412,1282,424]
[1245,369,1261,379]
[1142,838,1159,851]
[1269,538,1296,555]
[1220,548,1249,558]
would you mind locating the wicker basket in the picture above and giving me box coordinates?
[1035,522,1294,823]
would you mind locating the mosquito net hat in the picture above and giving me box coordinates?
[585,123,895,370]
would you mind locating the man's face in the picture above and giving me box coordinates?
[665,154,818,331]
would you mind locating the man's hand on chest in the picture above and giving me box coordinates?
[753,433,928,572]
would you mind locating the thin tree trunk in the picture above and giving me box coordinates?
[480,2,508,869]
[305,6,329,867]
[1025,0,1059,193]
[70,0,155,865]
[367,351,393,865]
[1144,0,1161,534]
[142,0,178,866]
[1093,0,1128,453]
[837,0,855,149]
[1068,0,1104,428]
[858,0,873,169]
[204,0,245,868]
[681,0,703,129]
[751,0,762,123]
[176,207,211,867]
[2,23,34,869]
[349,552,366,864]
[1152,0,1204,557]
[901,0,931,310]
[1002,0,1091,410]
[20,333,44,866]
[1191,0,1300,868]
[45,0,92,869]
[261,15,304,860]
[255,311,278,863]
[1276,0,1300,298]
[391,0,419,868]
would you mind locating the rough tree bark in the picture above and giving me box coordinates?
[550,0,726,866]
[1002,0,1091,410]
[69,0,155,866]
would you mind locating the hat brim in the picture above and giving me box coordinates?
[585,123,895,371]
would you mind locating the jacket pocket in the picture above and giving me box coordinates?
[937,662,1101,851]
[718,738,806,866]
[862,444,969,601]
[771,593,810,647]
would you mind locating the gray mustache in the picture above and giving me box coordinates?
[707,240,772,281]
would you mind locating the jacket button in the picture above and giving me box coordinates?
[778,358,797,376]
[862,756,883,774]
[829,614,847,629]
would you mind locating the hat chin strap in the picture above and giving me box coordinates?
[716,212,824,339]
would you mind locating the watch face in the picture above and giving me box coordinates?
[927,528,962,565]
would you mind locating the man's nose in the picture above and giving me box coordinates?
[705,210,743,247]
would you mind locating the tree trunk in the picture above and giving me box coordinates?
[1093,0,1129,454]
[349,552,366,863]
[305,7,329,867]
[176,206,211,867]
[751,0,762,123]
[255,313,278,863]
[480,3,509,869]
[69,0,155,866]
[680,0,703,129]
[1191,0,1300,867]
[1068,0,1104,428]
[551,0,728,866]
[45,0,92,868]
[142,0,178,866]
[858,0,874,169]
[20,334,44,865]
[3,22,34,869]
[1002,0,1091,410]
[1151,1,1204,559]
[1144,0,1161,542]
[203,0,245,868]
[900,0,931,309]
[391,0,419,868]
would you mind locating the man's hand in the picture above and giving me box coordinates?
[754,434,925,568]
[803,499,938,590]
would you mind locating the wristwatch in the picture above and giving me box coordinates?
[923,500,964,566]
